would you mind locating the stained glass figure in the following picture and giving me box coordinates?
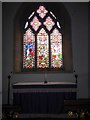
[37,28,49,68]
[50,28,63,68]
[23,28,35,68]
[44,17,55,31]
[30,16,41,31]
[37,6,48,18]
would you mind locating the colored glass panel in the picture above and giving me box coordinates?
[30,16,41,31]
[57,21,61,28]
[24,21,28,29]
[50,11,56,19]
[37,6,48,18]
[28,12,35,19]
[44,17,55,31]
[37,28,49,68]
[23,28,35,68]
[50,28,63,68]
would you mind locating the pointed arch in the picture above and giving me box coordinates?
[50,28,62,68]
[14,2,72,73]
[23,28,35,69]
[37,28,49,68]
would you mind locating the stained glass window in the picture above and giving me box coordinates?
[28,12,35,19]
[44,17,55,31]
[37,6,48,18]
[30,16,41,31]
[23,28,35,68]
[37,28,49,68]
[50,28,62,68]
[23,5,63,70]
[50,11,56,19]
[24,21,28,29]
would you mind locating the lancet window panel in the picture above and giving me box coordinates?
[50,28,63,68]
[23,28,35,69]
[37,28,49,68]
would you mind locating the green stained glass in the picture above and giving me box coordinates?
[58,54,62,58]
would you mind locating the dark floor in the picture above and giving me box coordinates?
[2,99,90,120]
[1,118,80,120]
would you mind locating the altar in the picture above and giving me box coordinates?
[13,82,77,114]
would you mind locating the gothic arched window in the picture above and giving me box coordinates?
[14,3,73,73]
[23,6,63,71]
